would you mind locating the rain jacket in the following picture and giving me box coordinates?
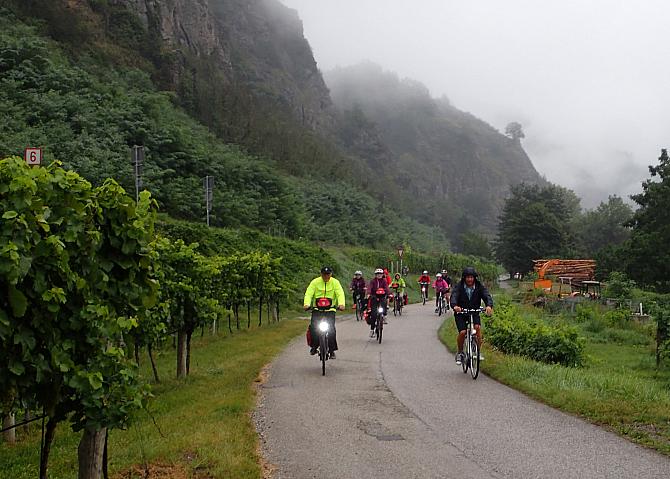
[368,277,390,297]
[390,277,406,294]
[304,276,346,312]
[433,278,450,293]
[350,277,367,292]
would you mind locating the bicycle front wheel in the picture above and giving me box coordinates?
[461,331,469,373]
[320,335,328,376]
[470,336,480,380]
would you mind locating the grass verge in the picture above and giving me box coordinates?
[438,320,670,455]
[0,317,306,478]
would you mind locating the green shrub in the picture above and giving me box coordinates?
[575,303,598,323]
[487,304,584,366]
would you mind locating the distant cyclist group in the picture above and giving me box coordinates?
[303,264,493,375]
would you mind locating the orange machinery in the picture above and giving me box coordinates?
[533,259,559,290]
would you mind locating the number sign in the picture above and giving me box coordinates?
[24,147,42,166]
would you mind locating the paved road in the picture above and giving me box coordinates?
[255,304,669,478]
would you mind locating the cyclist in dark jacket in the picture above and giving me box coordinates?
[450,267,493,365]
[349,271,367,310]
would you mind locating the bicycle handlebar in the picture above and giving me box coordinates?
[454,308,485,313]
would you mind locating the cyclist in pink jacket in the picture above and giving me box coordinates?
[433,273,450,313]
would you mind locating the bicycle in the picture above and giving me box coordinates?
[369,288,386,344]
[419,282,429,305]
[456,308,484,380]
[353,290,366,321]
[391,284,403,317]
[436,290,448,316]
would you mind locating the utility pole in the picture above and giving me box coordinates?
[131,146,144,203]
[203,175,214,226]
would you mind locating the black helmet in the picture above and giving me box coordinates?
[462,267,478,279]
[321,266,333,274]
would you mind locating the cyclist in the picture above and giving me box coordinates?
[450,267,493,365]
[349,271,367,310]
[418,270,431,300]
[432,273,450,313]
[441,269,453,310]
[303,266,346,359]
[383,268,392,287]
[367,267,390,337]
[391,272,407,305]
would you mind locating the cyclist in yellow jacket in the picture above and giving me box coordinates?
[303,266,346,358]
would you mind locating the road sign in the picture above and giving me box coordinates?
[397,246,404,258]
[24,148,42,166]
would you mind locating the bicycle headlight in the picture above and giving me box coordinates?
[318,321,329,332]
[377,307,384,314]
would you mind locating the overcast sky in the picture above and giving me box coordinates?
[280,0,670,208]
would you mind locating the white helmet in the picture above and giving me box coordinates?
[354,270,362,275]
[374,268,384,274]
[436,273,442,278]
[423,270,428,274]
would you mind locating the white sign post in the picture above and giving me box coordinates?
[24,147,42,166]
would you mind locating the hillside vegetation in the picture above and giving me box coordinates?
[1,0,542,247]
[0,9,446,250]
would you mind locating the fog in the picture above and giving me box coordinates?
[280,0,670,208]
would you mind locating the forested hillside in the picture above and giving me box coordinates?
[1,0,542,248]
[0,6,446,250]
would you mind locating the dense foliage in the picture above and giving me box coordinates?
[487,301,584,367]
[0,11,449,251]
[496,183,581,274]
[0,157,157,477]
[626,149,670,292]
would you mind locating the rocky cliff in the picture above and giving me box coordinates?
[116,0,334,131]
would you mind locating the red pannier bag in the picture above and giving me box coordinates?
[306,327,313,347]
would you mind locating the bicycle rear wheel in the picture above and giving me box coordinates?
[470,336,480,379]
[377,318,383,344]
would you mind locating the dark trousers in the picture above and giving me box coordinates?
[352,290,365,308]
[368,297,387,330]
[310,311,338,351]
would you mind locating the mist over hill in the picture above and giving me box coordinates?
[326,63,544,235]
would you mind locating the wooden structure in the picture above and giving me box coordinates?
[533,259,596,291]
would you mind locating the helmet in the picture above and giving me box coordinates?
[374,268,384,274]
[354,271,362,276]
[423,270,428,274]
[462,267,478,278]
[441,269,448,275]
[436,273,442,278]
[321,266,333,274]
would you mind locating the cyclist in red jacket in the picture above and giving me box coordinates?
[418,270,431,301]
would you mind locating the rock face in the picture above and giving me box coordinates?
[112,0,542,232]
[116,0,334,131]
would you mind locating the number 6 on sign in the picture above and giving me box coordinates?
[24,147,42,166]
